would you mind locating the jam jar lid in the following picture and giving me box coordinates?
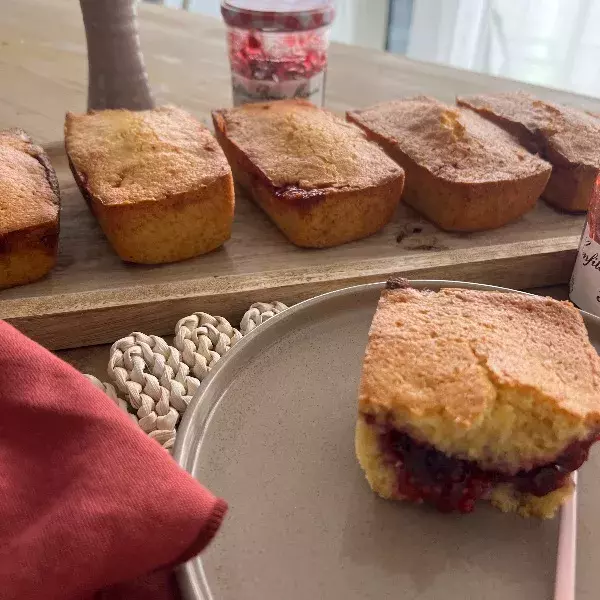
[221,0,335,32]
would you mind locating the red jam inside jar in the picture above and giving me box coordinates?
[221,1,335,106]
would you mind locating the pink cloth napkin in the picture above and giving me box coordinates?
[0,320,227,600]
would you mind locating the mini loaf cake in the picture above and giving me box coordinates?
[212,99,405,248]
[65,106,234,264]
[347,97,552,232]
[356,280,600,518]
[457,91,600,212]
[0,129,60,288]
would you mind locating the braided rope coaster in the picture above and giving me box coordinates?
[85,302,288,451]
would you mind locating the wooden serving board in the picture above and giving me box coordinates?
[0,142,585,350]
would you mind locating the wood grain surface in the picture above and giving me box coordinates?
[4,0,600,144]
[0,0,596,350]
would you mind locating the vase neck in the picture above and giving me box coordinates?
[80,0,154,111]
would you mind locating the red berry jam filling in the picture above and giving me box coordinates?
[363,414,597,514]
[228,30,328,83]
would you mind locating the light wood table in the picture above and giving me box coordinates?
[0,0,586,370]
[4,0,600,144]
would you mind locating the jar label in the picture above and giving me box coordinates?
[231,71,325,106]
[569,222,600,315]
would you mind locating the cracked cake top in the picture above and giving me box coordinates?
[358,285,600,471]
[65,105,230,206]
[347,96,551,185]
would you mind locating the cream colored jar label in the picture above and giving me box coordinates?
[231,71,325,107]
[569,222,600,315]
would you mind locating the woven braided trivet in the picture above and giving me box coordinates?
[85,301,288,451]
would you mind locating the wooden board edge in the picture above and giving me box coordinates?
[0,235,580,319]
[5,247,577,350]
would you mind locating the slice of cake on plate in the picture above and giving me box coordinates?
[356,280,600,518]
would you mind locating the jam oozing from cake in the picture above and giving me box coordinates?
[364,415,597,513]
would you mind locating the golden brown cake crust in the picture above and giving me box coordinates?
[347,97,550,184]
[65,106,230,207]
[347,97,551,232]
[65,106,234,264]
[213,99,402,195]
[0,129,59,235]
[212,100,404,248]
[457,91,600,169]
[359,286,600,470]
[457,92,600,211]
[0,129,60,288]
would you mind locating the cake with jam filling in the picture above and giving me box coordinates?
[356,280,600,518]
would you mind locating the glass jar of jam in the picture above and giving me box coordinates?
[221,0,335,107]
[569,177,600,315]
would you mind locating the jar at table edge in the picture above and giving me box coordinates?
[569,176,600,315]
[221,0,335,107]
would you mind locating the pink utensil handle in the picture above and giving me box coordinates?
[554,471,578,600]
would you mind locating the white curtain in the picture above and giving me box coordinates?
[330,0,390,48]
[406,0,600,97]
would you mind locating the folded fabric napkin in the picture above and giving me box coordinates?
[0,321,227,600]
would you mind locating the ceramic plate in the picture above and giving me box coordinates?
[175,281,600,600]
